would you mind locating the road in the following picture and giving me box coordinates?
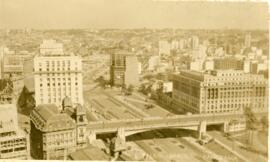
[208,131,268,162]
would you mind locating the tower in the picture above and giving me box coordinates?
[75,104,88,148]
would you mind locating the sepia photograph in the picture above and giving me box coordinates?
[0,0,269,161]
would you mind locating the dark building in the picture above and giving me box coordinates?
[213,57,243,70]
[30,98,88,160]
[110,51,139,87]
[110,52,126,86]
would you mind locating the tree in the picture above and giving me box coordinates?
[95,76,106,88]
[17,86,35,116]
[244,106,258,130]
[126,85,134,95]
[244,106,258,146]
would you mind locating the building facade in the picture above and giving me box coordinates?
[33,55,83,108]
[0,104,30,159]
[125,55,139,87]
[213,57,243,70]
[30,101,88,160]
[172,70,268,114]
[110,52,139,87]
[40,40,64,55]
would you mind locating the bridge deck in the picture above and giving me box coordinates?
[87,113,245,133]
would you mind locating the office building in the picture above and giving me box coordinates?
[2,55,24,79]
[0,103,30,159]
[110,52,139,87]
[25,40,83,108]
[33,55,83,107]
[191,36,199,49]
[125,55,140,87]
[30,99,88,159]
[172,70,267,114]
[213,57,243,70]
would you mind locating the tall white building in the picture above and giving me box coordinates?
[191,36,199,49]
[125,55,140,87]
[33,55,83,108]
[30,40,83,109]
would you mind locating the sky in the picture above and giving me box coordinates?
[0,0,268,29]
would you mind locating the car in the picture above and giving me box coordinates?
[212,158,219,162]
[145,104,154,109]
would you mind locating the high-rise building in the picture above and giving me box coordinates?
[191,36,199,49]
[33,55,83,108]
[172,70,267,114]
[0,103,30,159]
[25,40,83,109]
[125,55,139,87]
[110,52,139,87]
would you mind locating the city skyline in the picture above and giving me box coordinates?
[0,0,268,30]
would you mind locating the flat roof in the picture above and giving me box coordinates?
[69,146,109,161]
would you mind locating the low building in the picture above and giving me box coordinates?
[30,98,88,160]
[172,70,268,114]
[68,146,110,161]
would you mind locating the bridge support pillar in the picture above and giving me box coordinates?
[117,127,126,143]
[223,121,229,133]
[88,131,96,144]
[198,121,206,140]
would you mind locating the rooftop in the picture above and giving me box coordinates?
[68,146,109,161]
[31,104,76,132]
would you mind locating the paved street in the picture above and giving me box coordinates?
[208,131,268,162]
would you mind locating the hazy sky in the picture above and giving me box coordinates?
[0,0,268,29]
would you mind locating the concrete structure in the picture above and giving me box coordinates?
[0,47,24,79]
[86,113,245,144]
[110,52,139,87]
[125,55,140,87]
[243,60,250,73]
[191,36,199,49]
[213,57,243,70]
[172,70,268,114]
[0,104,30,159]
[40,40,64,55]
[25,41,83,108]
[30,100,88,160]
[33,54,83,108]
[2,55,23,79]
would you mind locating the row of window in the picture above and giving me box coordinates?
[40,82,78,87]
